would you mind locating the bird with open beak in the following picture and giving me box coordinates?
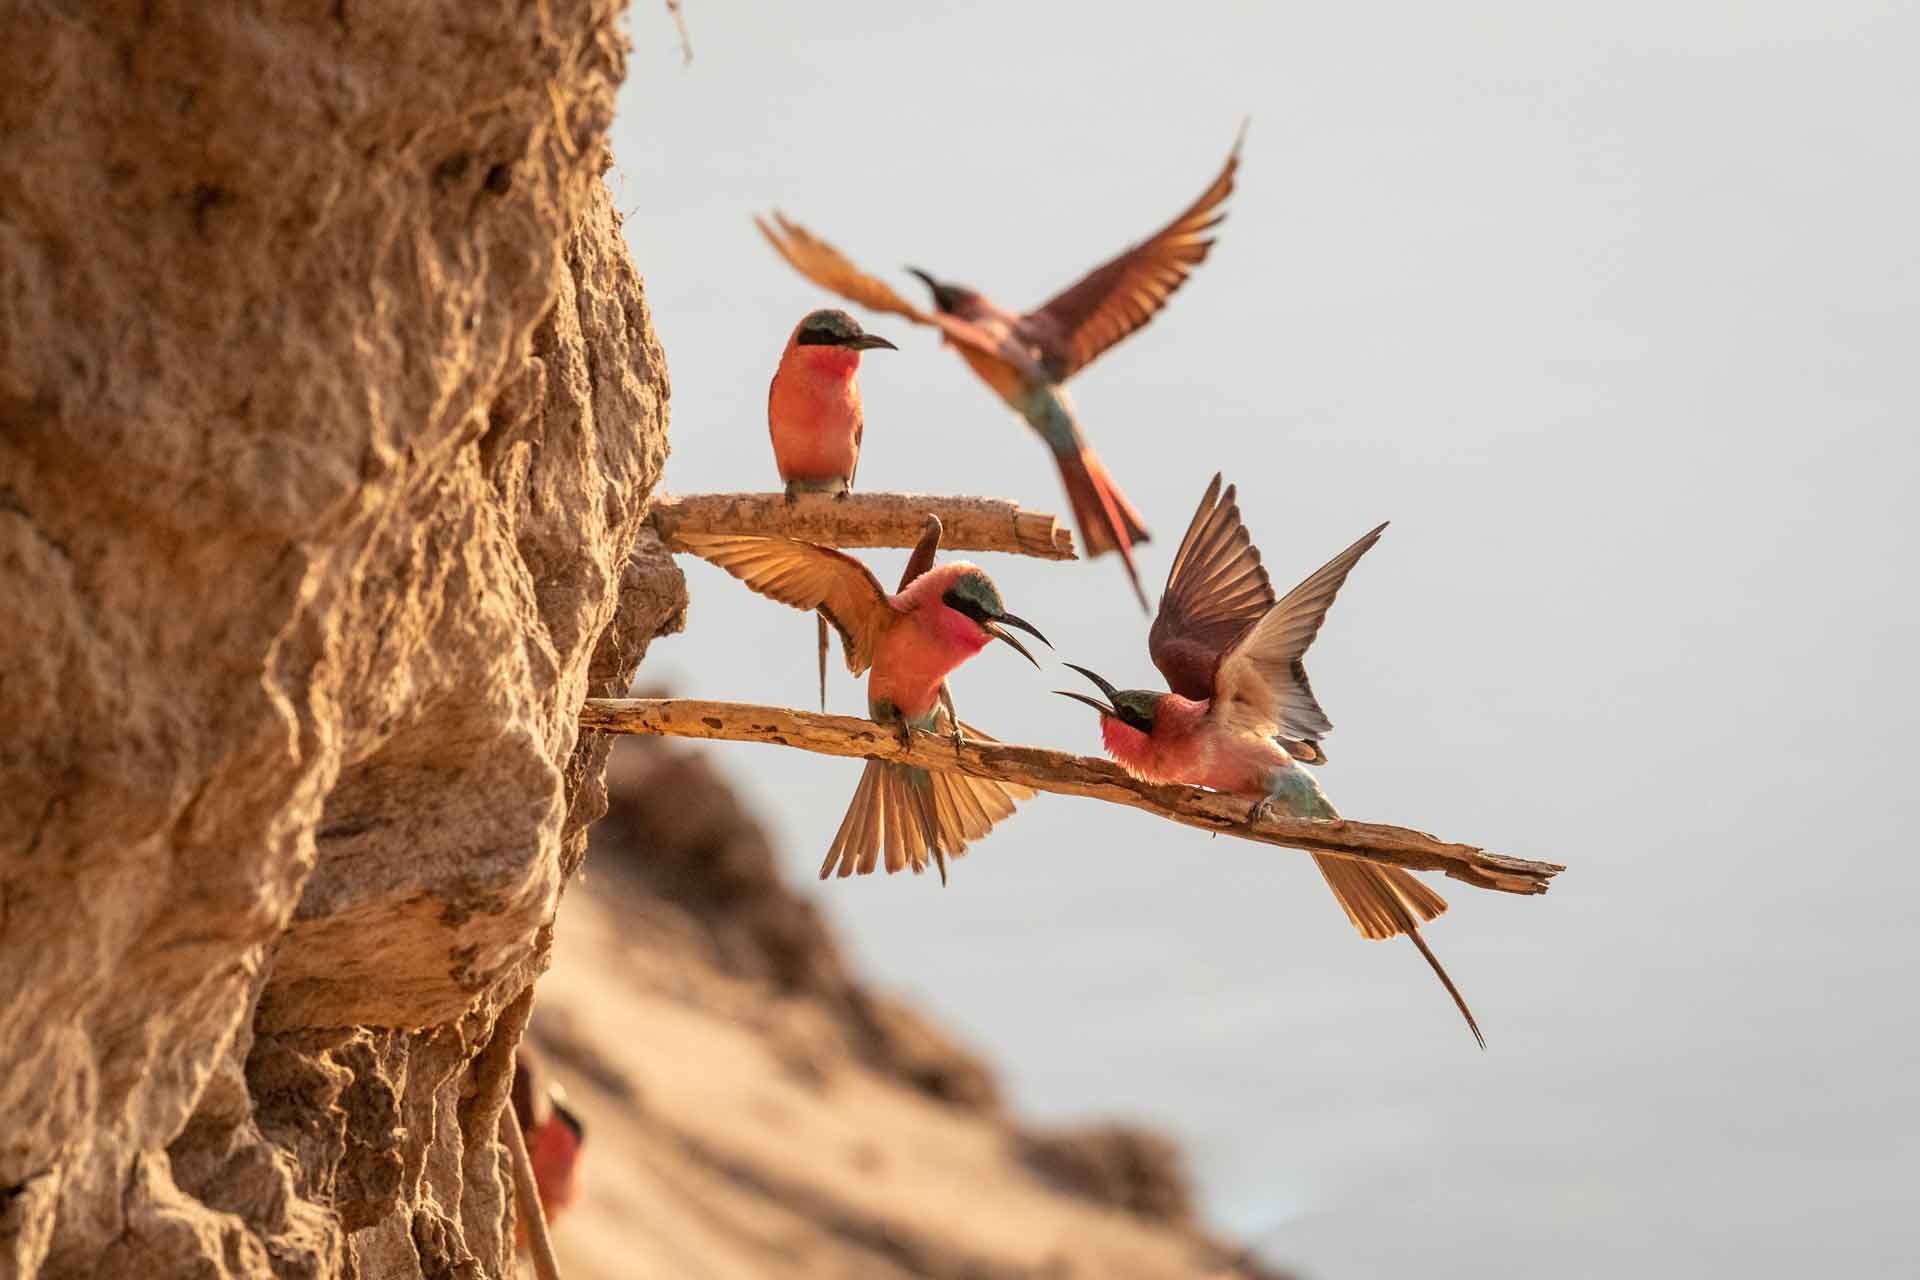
[679,516,1047,884]
[1056,476,1484,1047]
[767,307,897,709]
[756,127,1245,611]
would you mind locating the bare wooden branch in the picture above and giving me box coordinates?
[579,699,1562,896]
[501,1102,563,1280]
[649,492,1077,560]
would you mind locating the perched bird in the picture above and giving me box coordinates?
[1055,476,1484,1046]
[767,307,898,708]
[680,516,1046,884]
[511,1051,585,1249]
[756,129,1244,609]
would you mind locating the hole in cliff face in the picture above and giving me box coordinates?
[483,162,513,195]
[186,183,234,236]
[432,152,472,190]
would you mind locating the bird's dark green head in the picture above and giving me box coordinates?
[939,568,1050,668]
[940,569,1004,623]
[905,267,978,316]
[1055,663,1159,734]
[795,308,896,350]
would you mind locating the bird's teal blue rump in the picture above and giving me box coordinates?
[1261,766,1339,821]
[1016,383,1086,456]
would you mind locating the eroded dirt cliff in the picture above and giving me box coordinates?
[1,3,675,1275]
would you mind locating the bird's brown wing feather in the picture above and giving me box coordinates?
[1020,130,1242,381]
[1213,521,1387,742]
[756,213,1014,362]
[896,514,944,592]
[676,533,893,675]
[1148,474,1275,700]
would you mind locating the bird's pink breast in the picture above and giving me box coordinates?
[769,347,862,485]
[1097,696,1270,794]
[868,579,990,719]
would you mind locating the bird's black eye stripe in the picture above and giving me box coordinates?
[941,587,990,623]
[796,326,844,346]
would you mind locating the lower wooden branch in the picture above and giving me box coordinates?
[648,491,1077,560]
[578,698,1562,896]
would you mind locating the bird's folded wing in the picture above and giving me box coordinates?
[1212,521,1388,741]
[896,514,944,591]
[1019,129,1242,381]
[755,213,1016,363]
[1148,473,1274,700]
[676,533,894,675]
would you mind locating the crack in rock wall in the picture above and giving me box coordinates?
[0,3,679,1275]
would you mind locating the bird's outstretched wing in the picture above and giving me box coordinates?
[1149,474,1274,700]
[756,213,1015,363]
[1019,128,1243,382]
[677,533,894,674]
[1212,521,1387,742]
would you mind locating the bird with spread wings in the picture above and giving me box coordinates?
[679,516,1044,885]
[756,128,1244,610]
[1057,477,1484,1046]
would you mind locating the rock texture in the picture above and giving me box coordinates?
[0,3,677,1276]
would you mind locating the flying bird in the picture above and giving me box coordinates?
[755,128,1244,609]
[511,1051,585,1249]
[679,516,1046,884]
[767,307,898,708]
[1055,476,1483,1046]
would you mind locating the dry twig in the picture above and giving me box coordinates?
[665,0,693,66]
[501,1103,563,1280]
[578,699,1561,895]
[649,492,1076,560]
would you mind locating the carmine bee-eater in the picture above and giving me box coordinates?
[1055,476,1484,1046]
[755,129,1243,610]
[679,516,1047,884]
[511,1051,585,1249]
[767,308,898,709]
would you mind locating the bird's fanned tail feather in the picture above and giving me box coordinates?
[820,724,1032,886]
[1054,444,1151,610]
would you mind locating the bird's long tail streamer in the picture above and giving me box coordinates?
[815,612,829,711]
[1313,853,1485,1048]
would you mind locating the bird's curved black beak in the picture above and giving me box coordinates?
[1053,663,1120,716]
[983,612,1050,669]
[551,1099,586,1142]
[905,266,939,292]
[847,332,897,351]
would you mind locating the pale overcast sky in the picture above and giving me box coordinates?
[607,3,1918,1274]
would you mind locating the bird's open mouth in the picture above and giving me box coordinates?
[1054,663,1120,715]
[984,613,1049,669]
